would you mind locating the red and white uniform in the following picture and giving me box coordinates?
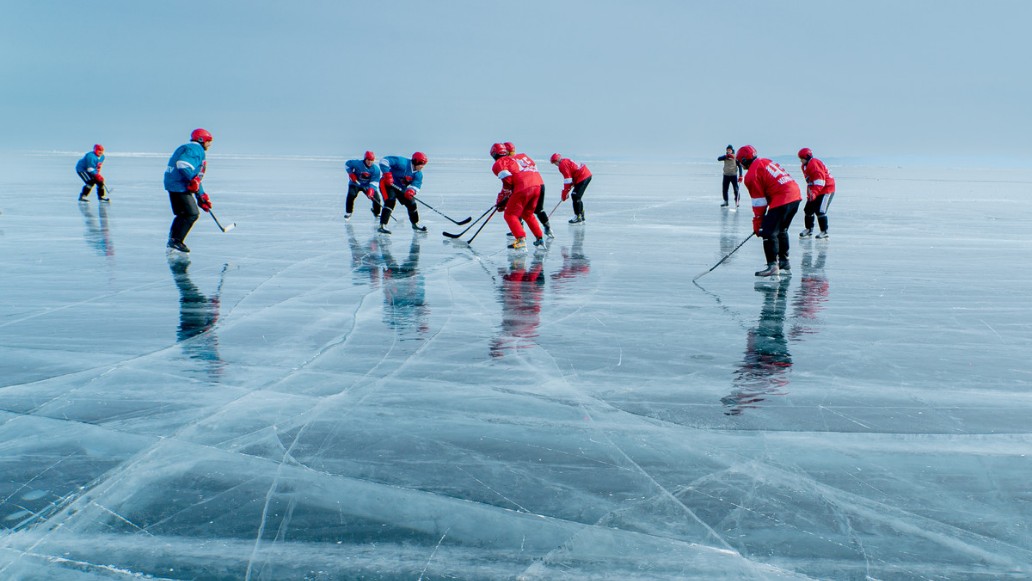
[744,158,802,229]
[800,157,835,201]
[556,157,591,195]
[492,154,544,240]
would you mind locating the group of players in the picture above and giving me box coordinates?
[74,130,832,277]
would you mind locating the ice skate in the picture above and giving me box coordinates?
[815,230,829,239]
[569,214,585,224]
[344,213,352,221]
[167,239,190,253]
[755,263,779,277]
[778,260,791,275]
[799,228,813,238]
[411,223,427,233]
[377,225,392,235]
[507,237,526,250]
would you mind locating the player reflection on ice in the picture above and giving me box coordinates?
[168,257,225,378]
[491,253,546,357]
[722,277,792,415]
[345,224,428,337]
[790,246,829,340]
[78,199,114,257]
[550,227,590,289]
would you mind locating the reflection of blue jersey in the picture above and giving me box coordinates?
[380,156,424,195]
[163,142,206,194]
[75,151,105,174]
[345,159,382,188]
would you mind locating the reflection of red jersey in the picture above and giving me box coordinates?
[744,158,802,220]
[800,157,836,201]
[556,158,591,187]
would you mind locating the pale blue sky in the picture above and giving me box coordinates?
[2,1,1028,163]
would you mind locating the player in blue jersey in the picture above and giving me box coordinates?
[345,151,383,221]
[76,144,109,201]
[163,129,214,253]
[377,152,428,234]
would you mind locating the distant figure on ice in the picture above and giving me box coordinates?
[164,129,215,254]
[76,144,109,201]
[550,153,592,224]
[506,142,553,239]
[491,143,545,251]
[378,152,428,235]
[738,144,802,277]
[345,150,383,222]
[717,144,743,208]
[797,147,836,239]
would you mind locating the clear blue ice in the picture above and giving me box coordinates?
[2,152,1031,579]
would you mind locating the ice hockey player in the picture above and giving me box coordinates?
[377,152,428,235]
[550,153,592,224]
[738,144,802,277]
[76,144,109,201]
[717,144,743,207]
[505,142,554,238]
[345,150,383,221]
[163,129,214,253]
[797,147,836,239]
[491,143,545,251]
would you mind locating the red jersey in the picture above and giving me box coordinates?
[800,157,835,201]
[744,158,802,220]
[492,153,543,194]
[556,158,591,188]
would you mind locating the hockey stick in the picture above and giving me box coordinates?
[413,197,471,225]
[443,205,495,238]
[209,211,236,233]
[691,232,753,282]
[547,198,563,218]
[465,208,499,245]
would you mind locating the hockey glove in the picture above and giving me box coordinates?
[187,175,203,193]
[198,193,212,212]
[404,188,417,201]
[752,216,762,236]
[94,173,105,184]
[365,188,376,200]
[382,172,394,188]
[561,186,571,201]
[495,192,509,212]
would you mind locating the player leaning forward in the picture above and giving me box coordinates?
[491,143,545,250]
[164,129,215,253]
[739,145,802,277]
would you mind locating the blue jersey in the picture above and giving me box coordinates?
[380,156,424,195]
[75,151,105,174]
[345,159,382,188]
[164,142,206,194]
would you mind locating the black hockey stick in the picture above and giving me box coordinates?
[413,197,471,225]
[443,205,495,238]
[465,208,499,245]
[692,233,753,282]
[210,211,236,233]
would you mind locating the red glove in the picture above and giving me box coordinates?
[495,191,509,211]
[806,186,817,202]
[198,193,212,212]
[382,172,394,188]
[365,188,376,200]
[404,188,416,201]
[94,173,105,184]
[187,175,202,193]
[348,173,358,183]
[561,186,571,201]
[752,216,762,236]
[738,176,743,184]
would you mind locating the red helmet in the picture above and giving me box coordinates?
[797,147,813,160]
[411,151,428,165]
[93,144,104,155]
[504,142,515,155]
[490,143,508,158]
[737,144,757,164]
[364,150,376,161]
[550,153,562,164]
[190,128,213,144]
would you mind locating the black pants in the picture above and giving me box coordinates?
[722,175,740,204]
[533,185,550,228]
[381,185,420,227]
[803,192,834,232]
[760,200,800,265]
[78,171,105,198]
[168,191,199,242]
[346,182,382,216]
[571,177,591,217]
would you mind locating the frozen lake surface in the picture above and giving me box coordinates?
[1,152,1031,580]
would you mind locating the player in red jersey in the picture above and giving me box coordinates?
[550,153,592,224]
[739,145,802,277]
[506,143,554,238]
[797,148,836,239]
[491,143,545,250]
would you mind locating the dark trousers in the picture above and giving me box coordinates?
[78,171,105,198]
[722,175,740,203]
[760,200,800,265]
[381,185,420,226]
[346,182,382,216]
[533,185,550,228]
[803,192,834,232]
[571,177,591,216]
[168,191,199,242]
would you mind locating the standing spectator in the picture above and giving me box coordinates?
[549,153,592,224]
[491,143,545,250]
[163,129,214,253]
[377,152,428,234]
[797,147,836,239]
[76,144,109,201]
[345,150,383,221]
[717,144,743,207]
[738,144,802,277]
